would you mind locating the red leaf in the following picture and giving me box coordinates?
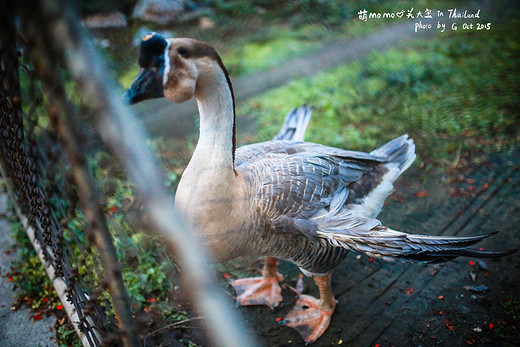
[416,190,428,197]
[489,323,494,330]
[469,261,475,266]
[369,258,374,262]
[438,295,444,300]
[443,318,455,331]
[467,179,474,184]
[146,298,157,303]
[405,287,414,295]
[56,305,63,310]
[276,317,282,322]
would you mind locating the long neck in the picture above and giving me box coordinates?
[192,64,236,172]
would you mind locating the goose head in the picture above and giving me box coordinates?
[124,33,233,105]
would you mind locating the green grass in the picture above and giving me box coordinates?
[240,20,520,167]
[115,0,458,87]
[219,20,389,77]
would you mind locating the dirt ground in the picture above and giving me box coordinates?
[225,147,520,346]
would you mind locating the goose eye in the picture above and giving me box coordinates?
[177,47,189,58]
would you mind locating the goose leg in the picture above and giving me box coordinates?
[231,257,283,310]
[281,273,336,344]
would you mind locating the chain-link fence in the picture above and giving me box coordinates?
[0,0,253,346]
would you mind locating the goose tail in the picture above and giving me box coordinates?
[370,134,416,176]
[274,105,313,142]
[318,227,517,264]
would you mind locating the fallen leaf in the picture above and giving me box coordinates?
[416,190,428,197]
[489,322,494,330]
[406,287,414,295]
[443,318,455,332]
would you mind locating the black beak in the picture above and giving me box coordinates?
[123,68,164,105]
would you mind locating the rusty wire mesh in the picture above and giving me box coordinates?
[0,6,125,347]
[0,0,255,345]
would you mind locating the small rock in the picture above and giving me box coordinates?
[477,260,488,271]
[133,0,185,24]
[83,11,128,29]
[463,285,489,293]
[93,38,111,49]
[198,17,215,29]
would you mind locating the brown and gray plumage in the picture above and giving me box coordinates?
[124,33,516,344]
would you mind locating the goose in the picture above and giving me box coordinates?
[124,33,516,344]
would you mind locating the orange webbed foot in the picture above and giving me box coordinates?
[280,294,333,344]
[231,272,283,310]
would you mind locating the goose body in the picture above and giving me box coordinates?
[125,34,516,344]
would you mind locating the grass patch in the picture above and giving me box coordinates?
[240,20,520,168]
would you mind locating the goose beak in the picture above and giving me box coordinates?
[123,68,164,105]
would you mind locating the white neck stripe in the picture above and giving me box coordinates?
[163,40,171,85]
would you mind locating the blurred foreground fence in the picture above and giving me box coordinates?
[0,0,254,346]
